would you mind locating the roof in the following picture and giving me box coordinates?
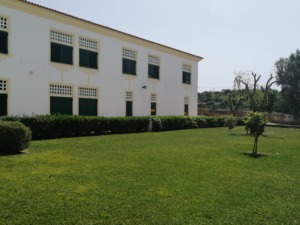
[11,0,203,62]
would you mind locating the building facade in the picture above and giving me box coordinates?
[0,0,203,117]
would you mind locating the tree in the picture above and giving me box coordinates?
[234,71,278,112]
[275,49,300,114]
[244,111,268,156]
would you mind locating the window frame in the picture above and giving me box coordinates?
[122,49,137,76]
[126,91,133,116]
[49,84,73,115]
[182,64,192,85]
[0,16,9,55]
[148,55,160,79]
[50,30,73,65]
[78,87,98,116]
[79,37,99,70]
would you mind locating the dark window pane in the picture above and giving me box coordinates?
[79,48,89,67]
[0,31,8,54]
[51,42,73,65]
[151,102,156,115]
[148,64,159,79]
[51,42,61,63]
[0,94,8,116]
[89,51,98,69]
[126,101,133,116]
[50,96,72,115]
[80,49,98,69]
[79,98,98,116]
[183,72,191,84]
[184,104,189,116]
[123,58,136,75]
[62,45,73,65]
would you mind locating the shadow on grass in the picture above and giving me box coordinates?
[0,149,28,157]
[240,152,268,158]
[229,133,248,137]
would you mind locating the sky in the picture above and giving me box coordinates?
[28,0,300,92]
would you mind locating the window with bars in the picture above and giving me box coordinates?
[50,84,72,96]
[148,55,160,79]
[0,16,8,54]
[78,87,97,98]
[182,64,192,84]
[0,80,7,93]
[50,30,73,65]
[79,38,98,69]
[122,49,136,75]
[49,84,73,115]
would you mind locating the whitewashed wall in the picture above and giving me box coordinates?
[0,3,200,116]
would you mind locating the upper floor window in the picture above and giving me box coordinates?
[79,37,98,69]
[0,16,8,54]
[122,49,136,75]
[148,55,160,79]
[182,64,192,84]
[50,30,73,65]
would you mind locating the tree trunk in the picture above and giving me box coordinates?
[252,136,258,155]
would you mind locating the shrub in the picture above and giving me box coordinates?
[0,121,32,154]
[224,116,237,129]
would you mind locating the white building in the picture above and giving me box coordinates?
[0,0,203,117]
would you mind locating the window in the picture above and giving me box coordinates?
[0,80,8,116]
[78,87,98,116]
[79,38,98,69]
[148,55,160,79]
[150,94,157,115]
[182,64,192,84]
[126,91,133,116]
[50,30,73,65]
[122,49,136,75]
[0,17,8,54]
[184,97,189,116]
[49,84,73,115]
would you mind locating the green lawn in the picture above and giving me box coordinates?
[0,127,300,225]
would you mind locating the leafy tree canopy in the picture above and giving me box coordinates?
[275,49,300,114]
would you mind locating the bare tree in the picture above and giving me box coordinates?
[234,71,278,112]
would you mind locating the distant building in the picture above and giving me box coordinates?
[0,0,203,117]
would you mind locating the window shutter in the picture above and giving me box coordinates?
[0,31,8,54]
[89,51,98,69]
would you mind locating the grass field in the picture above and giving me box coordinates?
[0,126,300,225]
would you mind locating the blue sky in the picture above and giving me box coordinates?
[28,0,300,92]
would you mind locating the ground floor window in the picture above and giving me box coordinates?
[126,91,133,116]
[184,97,189,116]
[50,96,72,115]
[49,84,73,115]
[78,87,98,116]
[0,93,7,116]
[151,94,157,115]
[0,79,8,116]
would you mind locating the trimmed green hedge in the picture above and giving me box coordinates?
[0,121,32,154]
[0,115,244,140]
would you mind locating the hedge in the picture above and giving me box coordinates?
[0,115,244,140]
[0,121,32,154]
